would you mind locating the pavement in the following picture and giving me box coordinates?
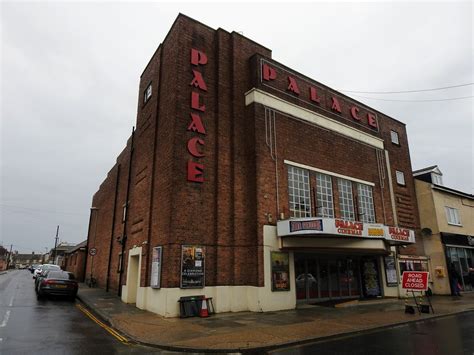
[76,285,474,353]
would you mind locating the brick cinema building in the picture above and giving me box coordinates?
[85,14,425,317]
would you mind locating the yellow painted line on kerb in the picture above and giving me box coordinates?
[76,303,129,344]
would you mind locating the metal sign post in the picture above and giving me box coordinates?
[401,271,434,314]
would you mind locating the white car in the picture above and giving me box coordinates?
[33,264,60,279]
[33,265,43,279]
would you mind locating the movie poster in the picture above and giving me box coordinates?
[150,246,162,289]
[384,256,398,287]
[181,245,205,288]
[271,252,290,291]
[361,257,381,297]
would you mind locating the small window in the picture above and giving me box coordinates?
[445,207,461,226]
[316,173,334,218]
[357,184,376,223]
[338,178,355,220]
[144,83,152,103]
[122,204,127,223]
[117,253,123,273]
[390,130,400,145]
[287,166,311,218]
[432,173,443,185]
[396,170,405,186]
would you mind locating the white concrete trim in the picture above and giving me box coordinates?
[129,226,296,317]
[384,150,398,226]
[122,246,142,305]
[284,160,375,186]
[245,88,384,149]
[445,244,474,250]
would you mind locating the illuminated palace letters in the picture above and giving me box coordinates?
[187,48,208,182]
[262,63,378,129]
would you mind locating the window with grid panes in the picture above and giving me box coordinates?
[357,184,375,223]
[338,178,355,220]
[316,173,334,218]
[445,207,461,226]
[287,166,311,218]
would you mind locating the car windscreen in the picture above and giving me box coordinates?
[47,271,74,280]
[43,265,61,271]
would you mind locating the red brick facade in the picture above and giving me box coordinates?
[85,14,423,301]
[65,242,86,282]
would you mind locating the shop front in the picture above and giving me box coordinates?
[295,254,384,302]
[442,233,474,293]
[277,217,415,303]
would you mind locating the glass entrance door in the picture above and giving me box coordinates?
[295,257,306,300]
[295,254,362,302]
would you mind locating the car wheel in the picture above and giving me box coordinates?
[37,290,44,300]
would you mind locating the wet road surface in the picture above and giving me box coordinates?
[270,311,474,355]
[0,270,181,354]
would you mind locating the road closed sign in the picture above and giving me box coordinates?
[402,271,429,291]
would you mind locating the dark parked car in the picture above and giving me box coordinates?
[37,271,78,300]
[35,268,57,292]
[34,264,61,286]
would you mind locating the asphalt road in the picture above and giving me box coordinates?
[3,270,473,355]
[270,311,474,355]
[0,270,180,354]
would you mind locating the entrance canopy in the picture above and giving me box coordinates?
[277,217,415,245]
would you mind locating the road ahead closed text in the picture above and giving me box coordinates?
[401,271,429,291]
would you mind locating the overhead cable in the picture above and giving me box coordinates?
[341,82,473,94]
[351,95,474,102]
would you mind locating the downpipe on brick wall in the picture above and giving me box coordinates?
[265,107,280,220]
[118,126,135,298]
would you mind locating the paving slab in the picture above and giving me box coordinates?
[76,284,474,353]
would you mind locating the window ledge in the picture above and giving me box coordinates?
[447,222,463,227]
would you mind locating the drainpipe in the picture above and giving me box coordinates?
[118,127,135,297]
[106,164,121,292]
[83,207,98,282]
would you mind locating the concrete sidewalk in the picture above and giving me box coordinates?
[76,285,474,353]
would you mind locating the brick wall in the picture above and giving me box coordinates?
[65,250,86,281]
[86,14,423,293]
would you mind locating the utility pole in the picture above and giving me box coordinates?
[6,244,13,269]
[53,225,59,265]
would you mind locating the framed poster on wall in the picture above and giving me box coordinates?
[180,245,205,288]
[271,251,290,291]
[150,246,162,289]
[384,256,398,287]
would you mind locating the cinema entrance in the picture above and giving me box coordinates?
[294,253,382,302]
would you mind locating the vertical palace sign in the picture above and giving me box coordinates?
[187,48,208,183]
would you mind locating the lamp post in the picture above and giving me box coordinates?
[83,207,98,284]
[53,225,59,264]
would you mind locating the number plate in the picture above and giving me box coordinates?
[54,285,67,288]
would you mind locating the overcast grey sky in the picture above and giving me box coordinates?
[1,1,473,253]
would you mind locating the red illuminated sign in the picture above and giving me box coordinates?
[261,60,378,130]
[388,227,410,242]
[335,219,363,236]
[187,48,208,183]
[402,271,429,291]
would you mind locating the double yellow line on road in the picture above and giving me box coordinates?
[76,303,129,344]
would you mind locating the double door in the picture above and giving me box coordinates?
[295,254,361,301]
